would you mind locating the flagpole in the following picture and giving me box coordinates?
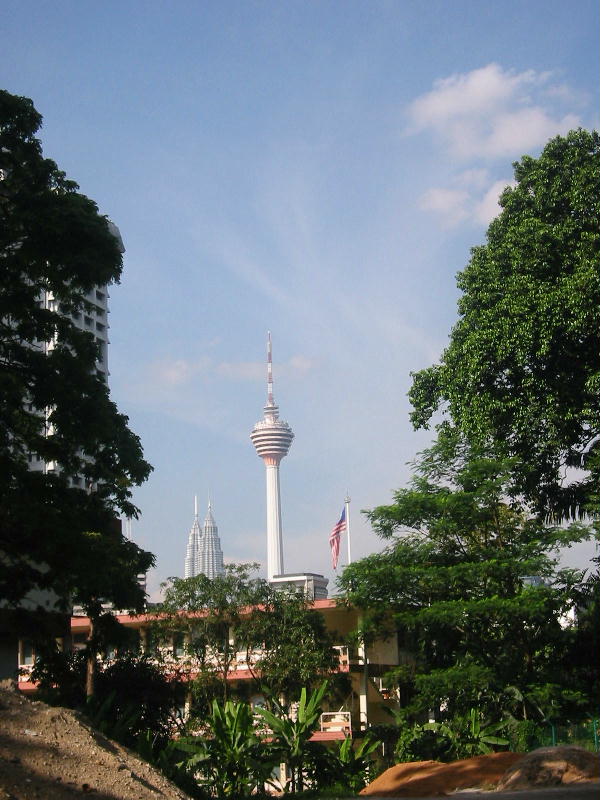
[345,492,352,565]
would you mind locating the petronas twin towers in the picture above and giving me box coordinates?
[184,497,225,580]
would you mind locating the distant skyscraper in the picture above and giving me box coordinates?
[184,497,225,579]
[184,497,202,579]
[250,333,294,581]
[199,501,225,579]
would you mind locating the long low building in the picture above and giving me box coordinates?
[18,598,408,738]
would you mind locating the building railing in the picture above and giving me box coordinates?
[333,645,349,669]
[320,711,351,733]
[18,640,353,682]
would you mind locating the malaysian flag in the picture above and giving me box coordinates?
[329,506,346,570]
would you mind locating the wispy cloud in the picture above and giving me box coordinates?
[474,179,517,226]
[132,353,315,404]
[418,187,470,228]
[419,174,515,229]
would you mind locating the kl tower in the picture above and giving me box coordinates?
[250,333,294,581]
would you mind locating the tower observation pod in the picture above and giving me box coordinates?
[250,333,294,581]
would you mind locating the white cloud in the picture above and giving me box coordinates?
[481,108,579,158]
[408,63,537,130]
[419,176,517,229]
[409,63,584,229]
[406,63,582,160]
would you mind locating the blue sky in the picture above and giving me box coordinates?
[3,1,599,597]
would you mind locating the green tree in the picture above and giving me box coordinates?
[155,565,339,710]
[0,90,153,619]
[155,564,268,707]
[243,586,339,704]
[338,436,596,724]
[409,130,600,519]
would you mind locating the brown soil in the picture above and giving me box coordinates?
[361,752,532,797]
[361,748,600,798]
[0,683,193,800]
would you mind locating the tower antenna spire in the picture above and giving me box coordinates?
[267,330,274,407]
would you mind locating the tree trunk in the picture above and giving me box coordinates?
[85,617,96,698]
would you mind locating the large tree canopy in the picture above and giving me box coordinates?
[0,90,153,614]
[338,435,596,724]
[409,130,600,519]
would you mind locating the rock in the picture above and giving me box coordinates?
[496,746,600,790]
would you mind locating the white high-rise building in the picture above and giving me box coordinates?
[250,333,294,581]
[184,498,202,579]
[27,221,122,486]
[184,497,225,580]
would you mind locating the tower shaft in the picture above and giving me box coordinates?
[265,463,284,579]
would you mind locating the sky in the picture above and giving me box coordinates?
[3,1,599,599]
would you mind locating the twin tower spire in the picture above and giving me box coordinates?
[185,334,293,582]
[184,496,225,580]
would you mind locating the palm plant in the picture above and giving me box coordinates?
[322,734,380,793]
[426,708,509,759]
[256,682,328,792]
[178,699,277,798]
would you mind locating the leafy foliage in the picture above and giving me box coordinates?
[242,587,339,703]
[136,731,207,799]
[155,564,267,706]
[155,566,338,708]
[424,708,509,760]
[256,682,328,793]
[409,130,600,519]
[338,436,597,724]
[0,89,153,614]
[318,734,380,793]
[93,653,183,744]
[178,699,276,799]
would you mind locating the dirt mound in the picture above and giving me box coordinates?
[0,682,192,800]
[360,752,523,797]
[496,745,600,790]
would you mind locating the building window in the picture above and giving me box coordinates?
[20,640,35,666]
[145,629,159,655]
[105,643,117,661]
[173,633,186,658]
[72,633,88,651]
